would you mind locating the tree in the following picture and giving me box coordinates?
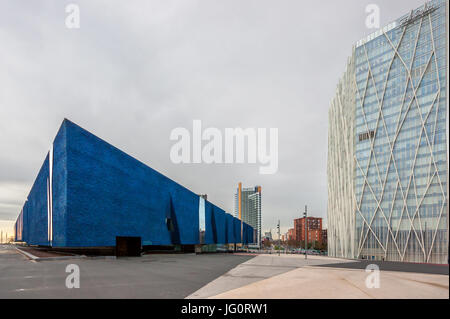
[262,239,272,249]
[287,239,301,248]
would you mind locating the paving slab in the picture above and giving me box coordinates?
[187,254,354,298]
[210,265,449,299]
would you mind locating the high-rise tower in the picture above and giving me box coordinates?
[235,183,262,247]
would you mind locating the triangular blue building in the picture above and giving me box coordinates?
[15,119,253,250]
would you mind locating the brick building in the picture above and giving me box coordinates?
[287,228,295,241]
[322,229,327,245]
[294,217,323,243]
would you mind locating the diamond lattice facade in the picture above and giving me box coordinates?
[328,0,449,264]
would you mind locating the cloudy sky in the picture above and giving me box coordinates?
[0,0,425,238]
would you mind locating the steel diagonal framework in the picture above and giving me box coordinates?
[328,56,357,259]
[356,6,447,263]
[328,0,448,264]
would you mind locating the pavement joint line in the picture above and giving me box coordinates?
[403,278,449,289]
[303,265,368,272]
[336,274,375,299]
[315,263,450,275]
[15,247,39,261]
[85,255,116,260]
[303,265,450,279]
[236,264,301,269]
[14,246,87,262]
[202,263,450,298]
[35,255,87,262]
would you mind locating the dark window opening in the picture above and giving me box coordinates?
[359,130,375,142]
[116,236,141,257]
[166,217,174,232]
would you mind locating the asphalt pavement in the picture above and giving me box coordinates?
[317,259,449,275]
[0,245,254,298]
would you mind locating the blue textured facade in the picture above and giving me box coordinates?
[15,119,254,248]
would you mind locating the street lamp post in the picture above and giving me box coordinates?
[277,220,281,256]
[304,205,307,260]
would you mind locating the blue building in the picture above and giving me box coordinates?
[14,119,253,251]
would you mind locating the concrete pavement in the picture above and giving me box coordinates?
[187,254,355,298]
[187,254,449,299]
[210,265,449,299]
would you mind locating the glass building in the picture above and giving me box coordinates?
[328,0,448,264]
[234,183,262,248]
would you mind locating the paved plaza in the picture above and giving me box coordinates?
[1,245,448,299]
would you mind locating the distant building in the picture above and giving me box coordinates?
[264,231,272,241]
[322,229,328,245]
[234,183,262,247]
[287,228,295,241]
[307,229,322,244]
[294,217,323,244]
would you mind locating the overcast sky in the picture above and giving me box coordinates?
[0,0,426,237]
